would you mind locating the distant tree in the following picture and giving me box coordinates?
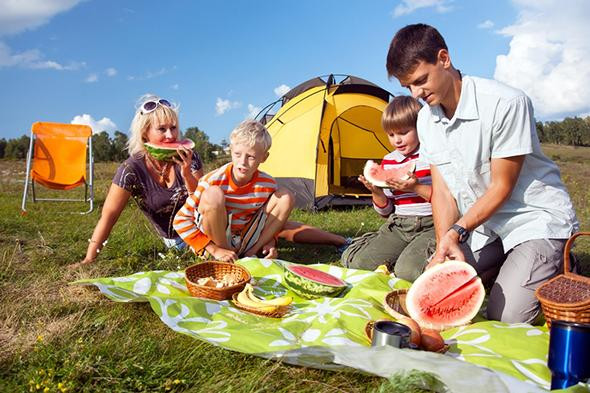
[536,122,545,143]
[184,126,215,163]
[0,138,6,159]
[92,131,114,162]
[5,135,30,159]
[112,131,129,161]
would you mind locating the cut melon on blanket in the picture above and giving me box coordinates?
[144,139,195,161]
[284,265,347,299]
[406,261,485,331]
[363,160,416,188]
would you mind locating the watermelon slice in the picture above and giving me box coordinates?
[283,264,347,299]
[144,139,195,161]
[363,160,416,188]
[406,261,484,330]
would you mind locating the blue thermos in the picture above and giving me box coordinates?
[547,320,590,390]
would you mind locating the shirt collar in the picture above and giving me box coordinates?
[428,75,479,122]
[390,145,421,162]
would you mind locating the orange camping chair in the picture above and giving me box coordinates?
[21,122,94,214]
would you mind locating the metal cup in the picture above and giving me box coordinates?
[371,320,411,348]
[548,320,590,390]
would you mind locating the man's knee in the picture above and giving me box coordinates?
[486,283,540,324]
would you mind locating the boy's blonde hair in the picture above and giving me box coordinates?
[381,95,422,132]
[127,94,180,157]
[229,119,272,152]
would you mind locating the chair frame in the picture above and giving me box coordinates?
[21,125,94,214]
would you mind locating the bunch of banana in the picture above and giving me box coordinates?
[235,283,293,312]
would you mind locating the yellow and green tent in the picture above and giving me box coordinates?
[258,74,393,210]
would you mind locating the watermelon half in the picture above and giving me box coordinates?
[144,139,195,161]
[284,264,347,299]
[406,261,484,330]
[363,160,416,188]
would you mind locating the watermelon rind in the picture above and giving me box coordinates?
[144,139,195,161]
[406,261,484,331]
[283,265,347,299]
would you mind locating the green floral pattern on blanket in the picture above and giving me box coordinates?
[75,258,553,390]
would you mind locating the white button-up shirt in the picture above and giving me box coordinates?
[417,76,578,251]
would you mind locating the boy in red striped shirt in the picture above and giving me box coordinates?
[341,96,435,281]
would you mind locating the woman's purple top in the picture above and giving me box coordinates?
[112,152,202,239]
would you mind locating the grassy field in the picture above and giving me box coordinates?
[1,144,589,392]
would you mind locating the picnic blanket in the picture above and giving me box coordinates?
[74,258,586,393]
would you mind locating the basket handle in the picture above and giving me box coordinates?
[563,232,590,274]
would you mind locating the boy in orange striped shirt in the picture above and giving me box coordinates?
[173,120,295,262]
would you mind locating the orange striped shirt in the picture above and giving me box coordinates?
[173,162,277,252]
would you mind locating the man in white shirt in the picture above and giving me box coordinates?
[385,23,579,324]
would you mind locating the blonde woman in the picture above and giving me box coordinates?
[70,94,203,268]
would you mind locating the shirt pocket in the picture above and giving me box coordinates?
[466,161,491,198]
[429,152,455,190]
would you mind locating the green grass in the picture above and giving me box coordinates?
[1,144,589,392]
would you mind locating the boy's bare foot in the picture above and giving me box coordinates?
[206,243,238,262]
[260,239,278,259]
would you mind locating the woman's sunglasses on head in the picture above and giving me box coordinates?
[140,99,172,115]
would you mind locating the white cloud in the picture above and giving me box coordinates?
[85,73,98,83]
[0,41,84,70]
[478,20,494,29]
[0,1,84,71]
[105,67,117,77]
[246,104,261,119]
[273,84,291,97]
[393,0,453,17]
[494,0,590,118]
[71,114,117,134]
[171,83,179,90]
[0,0,82,36]
[215,98,241,116]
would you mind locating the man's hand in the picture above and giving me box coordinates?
[426,229,466,269]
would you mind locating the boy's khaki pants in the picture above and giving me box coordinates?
[341,215,436,282]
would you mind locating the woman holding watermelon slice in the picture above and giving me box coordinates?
[70,95,204,268]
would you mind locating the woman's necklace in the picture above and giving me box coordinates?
[146,155,172,184]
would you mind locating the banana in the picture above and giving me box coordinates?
[235,288,279,312]
[245,284,293,306]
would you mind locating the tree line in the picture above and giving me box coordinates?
[1,116,589,161]
[0,126,229,164]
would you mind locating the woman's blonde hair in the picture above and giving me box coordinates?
[381,95,422,132]
[127,94,180,157]
[229,119,272,152]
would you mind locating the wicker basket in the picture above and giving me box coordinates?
[536,232,590,328]
[185,261,251,300]
[230,293,290,318]
[383,289,411,320]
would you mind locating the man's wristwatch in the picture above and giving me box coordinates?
[450,224,470,243]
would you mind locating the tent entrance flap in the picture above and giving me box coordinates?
[327,107,390,196]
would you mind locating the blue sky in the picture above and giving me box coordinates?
[1,0,589,143]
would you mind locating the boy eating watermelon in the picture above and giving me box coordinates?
[173,119,348,262]
[341,96,435,281]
